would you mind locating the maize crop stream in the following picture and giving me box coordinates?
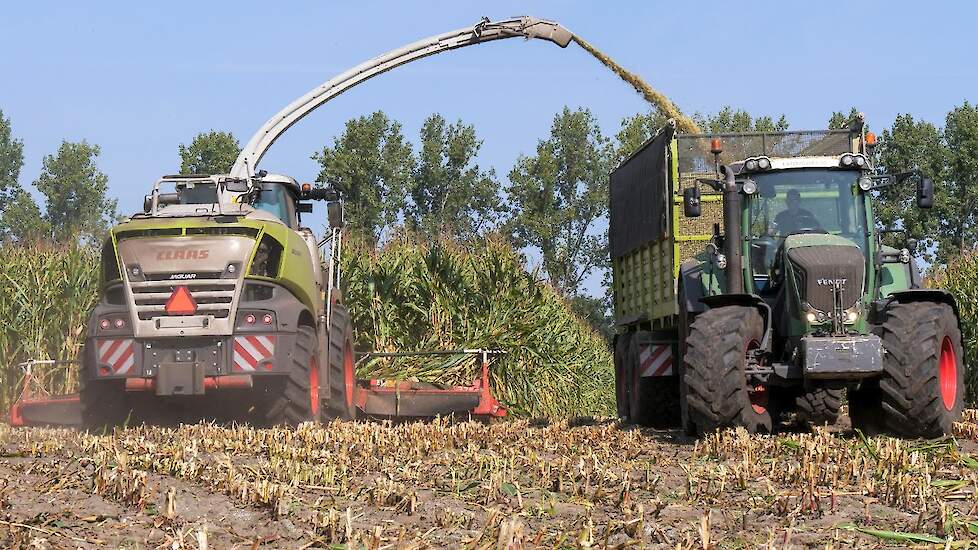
[4,412,978,548]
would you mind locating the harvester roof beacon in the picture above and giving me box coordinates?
[12,16,581,427]
[610,114,964,438]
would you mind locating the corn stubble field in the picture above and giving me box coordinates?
[5,243,978,547]
[2,413,978,548]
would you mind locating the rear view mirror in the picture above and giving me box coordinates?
[917,177,934,209]
[327,201,345,228]
[683,187,702,217]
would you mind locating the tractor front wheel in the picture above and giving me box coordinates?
[874,301,964,438]
[683,305,772,434]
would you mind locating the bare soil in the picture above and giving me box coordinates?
[1,412,977,548]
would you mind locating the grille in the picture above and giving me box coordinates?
[787,245,864,313]
[129,275,237,320]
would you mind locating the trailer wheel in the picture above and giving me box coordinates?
[795,385,843,428]
[683,305,772,434]
[627,337,679,428]
[613,333,631,420]
[80,376,136,431]
[264,325,319,425]
[875,301,964,438]
[323,302,357,420]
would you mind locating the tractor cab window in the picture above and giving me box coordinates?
[747,169,868,290]
[253,183,297,228]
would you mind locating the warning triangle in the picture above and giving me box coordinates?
[165,285,198,315]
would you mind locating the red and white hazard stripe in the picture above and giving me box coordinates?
[98,338,136,375]
[639,344,673,377]
[232,335,277,372]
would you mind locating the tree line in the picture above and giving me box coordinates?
[2,103,977,332]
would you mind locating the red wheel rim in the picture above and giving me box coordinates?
[343,339,355,411]
[939,336,957,411]
[745,339,767,414]
[309,357,320,418]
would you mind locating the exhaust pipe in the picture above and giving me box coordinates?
[720,165,744,294]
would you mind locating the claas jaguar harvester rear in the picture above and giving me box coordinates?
[611,116,965,437]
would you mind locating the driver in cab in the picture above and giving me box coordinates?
[774,189,818,235]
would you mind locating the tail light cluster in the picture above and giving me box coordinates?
[98,316,128,331]
[238,311,275,329]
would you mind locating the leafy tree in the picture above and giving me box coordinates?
[0,188,50,242]
[874,114,945,260]
[828,107,862,130]
[34,141,116,241]
[313,111,413,242]
[506,107,613,297]
[693,106,789,134]
[408,114,502,238]
[178,130,240,175]
[941,101,978,259]
[615,109,669,163]
[0,109,25,212]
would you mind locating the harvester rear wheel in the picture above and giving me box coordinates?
[874,301,964,438]
[683,306,772,434]
[323,302,357,420]
[627,337,680,428]
[80,376,137,431]
[613,333,631,420]
[795,385,843,428]
[263,325,319,425]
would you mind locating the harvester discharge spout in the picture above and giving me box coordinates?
[230,16,573,178]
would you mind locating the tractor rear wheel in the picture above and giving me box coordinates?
[613,333,631,420]
[875,301,964,438]
[627,336,679,428]
[795,384,843,428]
[263,325,320,425]
[683,305,772,434]
[323,302,357,420]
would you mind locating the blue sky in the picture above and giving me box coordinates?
[2,1,976,291]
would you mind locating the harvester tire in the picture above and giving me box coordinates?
[323,302,357,420]
[614,333,632,420]
[627,337,680,428]
[683,306,772,434]
[264,325,320,425]
[875,301,964,438]
[795,385,843,428]
[80,376,136,431]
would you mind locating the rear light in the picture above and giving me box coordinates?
[114,318,125,329]
[262,314,273,325]
[100,319,111,330]
[244,314,256,325]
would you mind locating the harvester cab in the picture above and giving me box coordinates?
[611,115,963,438]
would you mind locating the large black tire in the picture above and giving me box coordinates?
[683,306,772,434]
[627,337,680,428]
[613,334,631,420]
[795,385,843,428]
[80,376,137,431]
[873,301,964,438]
[264,325,320,425]
[323,302,357,420]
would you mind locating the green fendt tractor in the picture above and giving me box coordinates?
[610,115,964,437]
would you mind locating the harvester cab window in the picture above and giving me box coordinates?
[748,169,867,288]
[176,183,218,204]
[253,183,297,228]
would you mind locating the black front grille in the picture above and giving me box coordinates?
[787,245,864,312]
